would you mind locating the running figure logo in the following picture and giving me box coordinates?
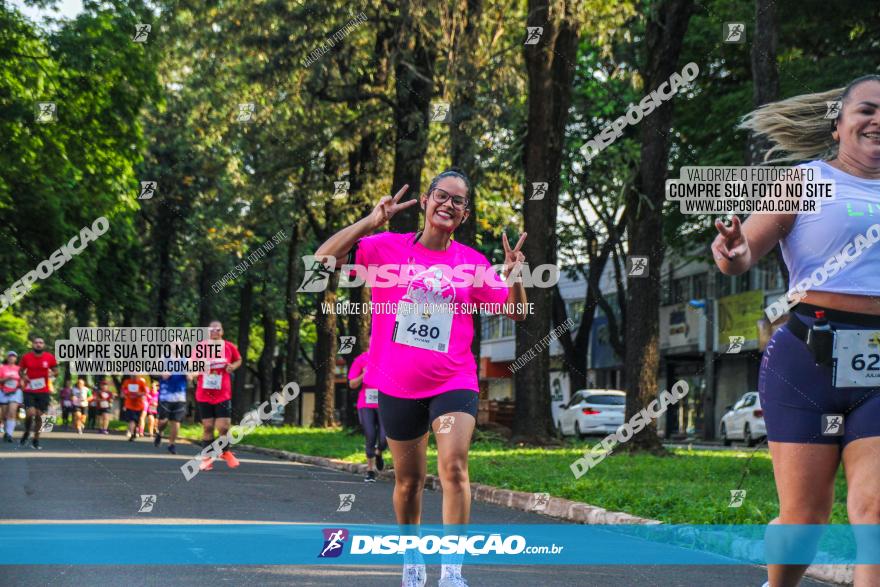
[338,336,355,355]
[530,182,548,201]
[35,102,57,123]
[436,415,455,434]
[337,494,355,512]
[824,101,842,120]
[821,414,844,436]
[138,494,157,513]
[627,256,648,277]
[318,528,349,558]
[297,255,337,293]
[532,492,550,511]
[726,336,745,354]
[132,24,151,43]
[333,181,350,198]
[139,181,157,200]
[39,415,56,433]
[524,27,543,45]
[728,489,746,508]
[430,102,450,123]
[723,23,745,43]
[237,103,255,123]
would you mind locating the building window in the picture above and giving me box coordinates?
[567,300,584,324]
[481,315,500,340]
[501,316,514,337]
[692,274,706,300]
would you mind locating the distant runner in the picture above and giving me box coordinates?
[155,357,188,455]
[0,351,23,442]
[86,380,99,430]
[121,374,149,442]
[19,337,59,450]
[191,321,242,471]
[145,381,159,438]
[70,378,91,435]
[348,346,387,482]
[95,379,114,435]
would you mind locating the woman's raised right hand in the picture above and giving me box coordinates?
[369,184,418,229]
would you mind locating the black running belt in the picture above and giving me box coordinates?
[786,303,880,343]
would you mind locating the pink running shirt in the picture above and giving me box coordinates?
[348,352,377,409]
[354,231,509,399]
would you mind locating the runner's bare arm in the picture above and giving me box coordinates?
[315,185,417,262]
[502,232,529,321]
[712,213,795,276]
[349,373,363,389]
[226,358,242,373]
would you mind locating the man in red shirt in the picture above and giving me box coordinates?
[19,337,58,450]
[191,321,242,471]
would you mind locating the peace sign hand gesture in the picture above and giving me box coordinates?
[712,216,749,261]
[369,184,418,230]
[502,232,527,283]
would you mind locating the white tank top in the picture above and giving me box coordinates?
[780,160,880,296]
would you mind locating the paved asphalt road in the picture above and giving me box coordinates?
[1,431,833,587]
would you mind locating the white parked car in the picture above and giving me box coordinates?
[719,391,766,447]
[556,389,626,438]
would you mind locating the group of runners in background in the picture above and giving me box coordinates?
[0,321,244,468]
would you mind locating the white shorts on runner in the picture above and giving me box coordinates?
[0,389,23,404]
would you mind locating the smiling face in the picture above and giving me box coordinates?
[421,176,470,234]
[836,80,880,164]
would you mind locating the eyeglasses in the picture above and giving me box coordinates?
[431,188,469,210]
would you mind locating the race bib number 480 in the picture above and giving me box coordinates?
[392,302,452,353]
[833,330,880,388]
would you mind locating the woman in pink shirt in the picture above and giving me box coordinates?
[348,346,386,483]
[0,351,23,442]
[316,169,528,587]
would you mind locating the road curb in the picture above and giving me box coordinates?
[236,443,851,585]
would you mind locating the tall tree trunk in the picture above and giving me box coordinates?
[389,0,438,234]
[284,221,304,424]
[232,276,255,422]
[513,0,579,444]
[313,273,340,427]
[747,0,779,165]
[450,0,484,363]
[258,296,276,404]
[198,257,213,328]
[155,223,173,327]
[623,0,694,454]
[747,0,788,285]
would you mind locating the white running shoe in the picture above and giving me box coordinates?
[761,583,770,587]
[438,570,469,587]
[401,563,426,587]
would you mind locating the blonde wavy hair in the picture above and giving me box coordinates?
[739,75,880,164]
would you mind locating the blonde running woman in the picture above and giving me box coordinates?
[714,75,880,587]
